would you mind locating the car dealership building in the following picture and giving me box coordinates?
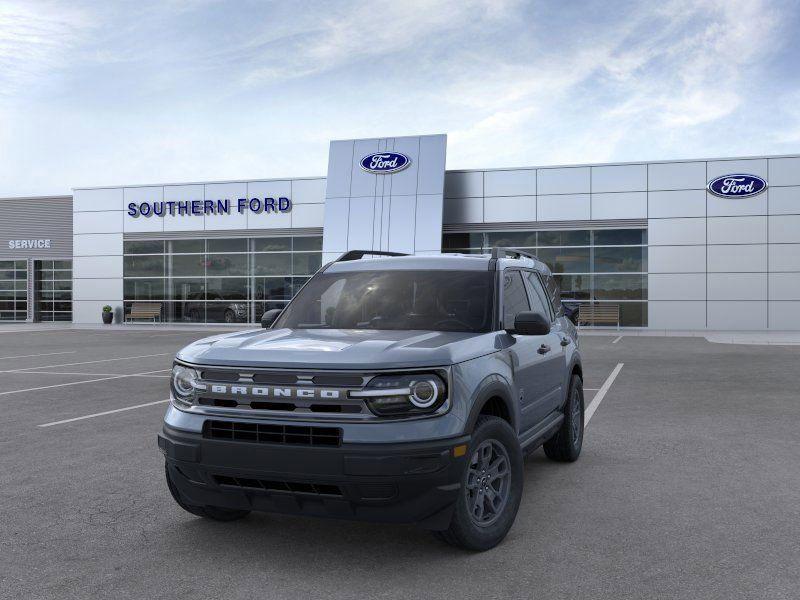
[1,133,799,330]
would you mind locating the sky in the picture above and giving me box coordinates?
[0,0,799,197]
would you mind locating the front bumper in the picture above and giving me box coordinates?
[158,423,470,530]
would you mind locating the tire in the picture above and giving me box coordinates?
[224,309,235,324]
[165,464,250,522]
[543,374,584,462]
[434,416,523,551]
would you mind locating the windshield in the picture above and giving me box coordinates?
[274,270,495,332]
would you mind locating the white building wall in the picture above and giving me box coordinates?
[72,177,325,324]
[443,154,800,330]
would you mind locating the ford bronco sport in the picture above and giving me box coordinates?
[159,248,584,550]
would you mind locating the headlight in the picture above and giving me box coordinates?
[351,373,448,417]
[171,364,202,407]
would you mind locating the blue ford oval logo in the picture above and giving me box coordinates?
[707,174,767,198]
[360,152,411,174]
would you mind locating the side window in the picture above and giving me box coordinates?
[543,273,563,316]
[502,271,531,327]
[523,271,552,321]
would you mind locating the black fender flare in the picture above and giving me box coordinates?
[464,374,517,434]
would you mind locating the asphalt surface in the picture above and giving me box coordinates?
[0,327,798,599]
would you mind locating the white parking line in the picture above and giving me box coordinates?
[0,351,77,360]
[611,336,623,344]
[0,369,169,397]
[585,362,624,426]
[0,352,173,373]
[4,370,170,378]
[38,399,170,427]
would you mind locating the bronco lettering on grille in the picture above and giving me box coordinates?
[208,384,341,400]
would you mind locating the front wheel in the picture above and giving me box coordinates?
[165,464,250,522]
[543,374,584,462]
[434,415,523,551]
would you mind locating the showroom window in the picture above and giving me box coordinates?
[36,260,72,322]
[0,260,28,321]
[443,228,648,327]
[122,236,322,324]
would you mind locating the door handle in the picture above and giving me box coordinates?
[537,344,551,355]
[560,337,570,347]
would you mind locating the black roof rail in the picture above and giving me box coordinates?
[490,247,539,261]
[336,250,409,262]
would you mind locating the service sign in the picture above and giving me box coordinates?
[707,174,767,198]
[360,152,411,174]
[8,239,51,249]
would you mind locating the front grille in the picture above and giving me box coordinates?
[204,420,342,447]
[213,475,343,497]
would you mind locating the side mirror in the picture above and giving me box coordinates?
[510,311,551,336]
[261,308,282,329]
[562,303,579,326]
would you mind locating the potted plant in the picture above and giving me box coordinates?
[102,305,113,325]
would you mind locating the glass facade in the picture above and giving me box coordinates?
[122,236,322,323]
[0,260,28,321]
[443,228,648,326]
[36,260,72,322]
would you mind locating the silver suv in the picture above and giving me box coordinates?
[158,248,584,550]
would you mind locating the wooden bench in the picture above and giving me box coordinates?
[126,302,162,323]
[577,303,620,329]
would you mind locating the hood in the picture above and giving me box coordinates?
[176,327,501,370]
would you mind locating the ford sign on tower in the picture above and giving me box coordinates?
[707,174,768,198]
[360,152,411,174]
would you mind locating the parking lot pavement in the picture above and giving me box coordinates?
[0,329,798,600]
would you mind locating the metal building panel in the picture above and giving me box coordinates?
[73,233,122,257]
[769,273,800,300]
[768,157,800,187]
[648,273,706,301]
[769,244,800,271]
[708,273,767,300]
[321,197,349,254]
[291,203,324,228]
[387,137,421,197]
[325,140,355,198]
[648,246,706,273]
[537,167,590,195]
[418,135,447,196]
[414,194,444,253]
[537,194,590,221]
[707,216,767,245]
[648,217,706,246]
[648,301,706,329]
[648,161,706,191]
[707,301,767,330]
[0,196,73,259]
[162,184,205,232]
[707,244,767,273]
[769,215,800,243]
[74,210,123,235]
[349,139,381,198]
[707,190,768,217]
[707,158,768,181]
[484,169,535,197]
[73,187,124,212]
[388,195,416,254]
[769,301,800,330]
[591,164,647,193]
[347,196,376,250]
[444,172,483,198]
[72,277,123,301]
[292,178,326,204]
[768,186,800,215]
[483,196,536,223]
[123,186,164,233]
[591,192,646,220]
[648,190,706,219]
[73,255,123,279]
[443,197,483,224]
[204,182,248,230]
